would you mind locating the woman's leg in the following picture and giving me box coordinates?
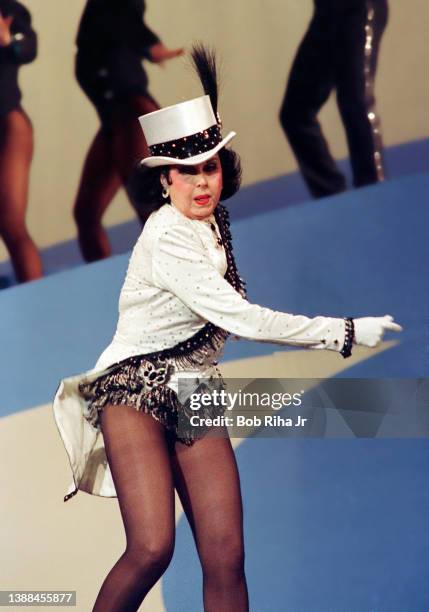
[73,128,122,262]
[93,405,176,612]
[74,93,159,261]
[0,109,42,282]
[171,430,249,612]
[110,94,160,226]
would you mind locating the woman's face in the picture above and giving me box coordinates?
[162,154,223,220]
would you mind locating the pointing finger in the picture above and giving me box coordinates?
[383,322,402,332]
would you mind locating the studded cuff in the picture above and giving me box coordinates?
[340,318,355,359]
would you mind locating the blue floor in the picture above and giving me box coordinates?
[165,438,429,612]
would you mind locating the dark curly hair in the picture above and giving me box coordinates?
[128,147,242,217]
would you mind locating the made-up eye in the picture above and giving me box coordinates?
[204,160,219,172]
[177,165,197,175]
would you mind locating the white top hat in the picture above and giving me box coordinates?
[139,95,236,168]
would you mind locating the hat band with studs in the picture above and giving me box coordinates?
[149,124,222,160]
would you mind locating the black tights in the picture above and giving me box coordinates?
[93,404,249,612]
[73,95,158,263]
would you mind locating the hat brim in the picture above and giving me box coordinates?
[139,131,236,168]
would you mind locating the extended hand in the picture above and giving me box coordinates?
[0,13,13,47]
[354,315,402,348]
[148,42,184,65]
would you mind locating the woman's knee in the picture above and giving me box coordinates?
[279,98,311,136]
[73,200,103,229]
[279,101,295,133]
[73,204,90,228]
[0,219,30,246]
[200,532,245,577]
[126,535,175,577]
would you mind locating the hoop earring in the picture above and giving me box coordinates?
[162,186,170,199]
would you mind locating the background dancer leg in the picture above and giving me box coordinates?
[280,0,388,198]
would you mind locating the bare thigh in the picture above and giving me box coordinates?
[0,109,33,228]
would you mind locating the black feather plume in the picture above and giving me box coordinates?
[190,44,219,117]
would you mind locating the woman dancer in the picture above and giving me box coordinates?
[74,0,183,262]
[53,47,401,611]
[0,0,42,282]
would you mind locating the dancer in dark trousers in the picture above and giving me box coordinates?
[74,0,183,262]
[280,0,389,198]
[0,0,42,282]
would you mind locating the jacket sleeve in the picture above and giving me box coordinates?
[5,1,37,64]
[152,224,346,352]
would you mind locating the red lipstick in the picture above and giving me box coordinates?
[194,195,210,205]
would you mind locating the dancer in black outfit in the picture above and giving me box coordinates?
[0,0,42,282]
[74,0,183,262]
[279,0,389,198]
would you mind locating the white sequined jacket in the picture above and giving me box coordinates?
[53,203,346,501]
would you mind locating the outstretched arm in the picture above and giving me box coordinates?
[152,224,347,352]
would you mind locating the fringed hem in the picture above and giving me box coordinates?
[78,355,227,447]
